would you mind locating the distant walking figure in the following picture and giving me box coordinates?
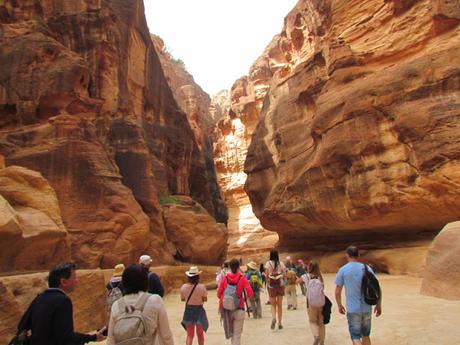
[299,261,326,345]
[217,258,253,345]
[265,250,286,330]
[139,254,165,297]
[335,246,382,345]
[181,266,209,345]
[246,261,263,318]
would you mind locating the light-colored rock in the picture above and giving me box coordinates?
[213,77,278,258]
[162,196,228,264]
[421,221,460,300]
[0,166,70,272]
[243,0,460,264]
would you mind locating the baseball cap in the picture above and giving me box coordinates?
[139,255,153,265]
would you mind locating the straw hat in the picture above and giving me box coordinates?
[113,263,125,277]
[247,261,258,270]
[185,266,202,277]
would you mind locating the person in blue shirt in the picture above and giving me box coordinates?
[335,246,382,345]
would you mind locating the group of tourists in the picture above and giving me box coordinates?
[11,246,382,345]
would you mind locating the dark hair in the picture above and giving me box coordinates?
[229,258,240,273]
[122,264,148,295]
[259,263,264,273]
[346,245,359,258]
[269,250,280,269]
[48,262,76,288]
[187,274,200,285]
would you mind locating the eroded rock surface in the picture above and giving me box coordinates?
[421,221,460,300]
[243,0,460,254]
[0,166,70,272]
[0,0,227,268]
[152,35,227,225]
[162,196,228,264]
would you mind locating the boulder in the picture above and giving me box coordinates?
[421,222,460,300]
[0,166,70,272]
[162,196,228,264]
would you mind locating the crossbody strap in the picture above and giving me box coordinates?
[186,284,198,305]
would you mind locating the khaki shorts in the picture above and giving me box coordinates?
[268,285,285,297]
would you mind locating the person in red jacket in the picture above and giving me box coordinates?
[217,258,253,345]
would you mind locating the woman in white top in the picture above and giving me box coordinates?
[106,264,174,345]
[265,250,286,330]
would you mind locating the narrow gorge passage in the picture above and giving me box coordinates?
[0,0,459,343]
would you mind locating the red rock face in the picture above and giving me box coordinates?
[243,0,460,254]
[0,0,226,268]
[152,35,228,226]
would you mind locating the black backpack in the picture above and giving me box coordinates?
[361,264,381,305]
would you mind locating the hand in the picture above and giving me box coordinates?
[95,326,107,341]
[374,304,382,317]
[338,304,346,314]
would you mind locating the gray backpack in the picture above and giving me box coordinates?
[112,293,150,345]
[222,275,241,311]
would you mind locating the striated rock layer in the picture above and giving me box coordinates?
[0,0,227,268]
[213,76,278,257]
[421,221,460,300]
[244,0,460,256]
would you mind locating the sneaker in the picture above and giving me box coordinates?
[278,324,283,330]
[293,307,297,310]
[270,319,276,330]
[313,336,320,345]
[287,305,291,310]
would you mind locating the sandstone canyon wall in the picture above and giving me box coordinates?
[0,0,227,270]
[242,0,459,271]
[213,74,279,257]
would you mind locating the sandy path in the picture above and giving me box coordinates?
[94,274,460,345]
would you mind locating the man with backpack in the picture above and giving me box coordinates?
[245,261,262,318]
[217,258,253,345]
[139,254,165,297]
[335,246,382,345]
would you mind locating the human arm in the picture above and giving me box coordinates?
[335,285,346,314]
[53,297,99,343]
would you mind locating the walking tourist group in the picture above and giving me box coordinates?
[10,246,381,345]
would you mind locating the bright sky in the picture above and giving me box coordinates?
[144,0,298,95]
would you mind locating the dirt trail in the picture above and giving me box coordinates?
[94,274,460,345]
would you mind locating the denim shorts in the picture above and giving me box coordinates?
[346,312,371,340]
